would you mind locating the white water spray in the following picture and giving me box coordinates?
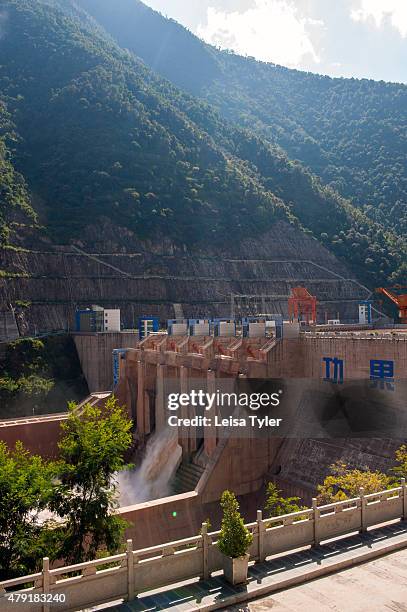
[118,428,181,506]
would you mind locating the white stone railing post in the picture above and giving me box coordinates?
[402,479,406,521]
[360,487,367,532]
[42,557,50,612]
[312,498,320,546]
[126,539,135,601]
[202,523,210,580]
[257,510,266,562]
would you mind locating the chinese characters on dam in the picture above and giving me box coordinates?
[323,357,395,389]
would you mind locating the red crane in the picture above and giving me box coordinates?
[288,287,317,324]
[376,287,407,324]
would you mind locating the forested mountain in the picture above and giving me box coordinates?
[0,0,405,286]
[78,0,407,242]
[0,102,36,245]
[0,0,289,245]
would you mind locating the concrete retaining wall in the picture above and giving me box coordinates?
[73,332,139,392]
[0,415,65,458]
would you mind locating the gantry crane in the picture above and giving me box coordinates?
[288,287,317,324]
[376,287,407,324]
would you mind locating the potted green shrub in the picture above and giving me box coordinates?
[217,490,253,585]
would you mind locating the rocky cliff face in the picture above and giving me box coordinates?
[1,221,368,333]
[270,437,405,503]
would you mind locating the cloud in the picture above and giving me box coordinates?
[351,0,407,38]
[197,0,321,67]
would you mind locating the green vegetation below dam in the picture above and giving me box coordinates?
[0,335,88,419]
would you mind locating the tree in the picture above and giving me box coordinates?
[0,441,56,579]
[390,444,407,483]
[265,482,305,517]
[317,461,391,504]
[50,396,133,564]
[217,491,253,559]
[0,336,87,417]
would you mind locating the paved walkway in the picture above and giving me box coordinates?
[97,522,407,612]
[228,549,407,612]
[227,546,407,611]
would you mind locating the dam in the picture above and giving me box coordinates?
[2,321,406,549]
[114,327,407,489]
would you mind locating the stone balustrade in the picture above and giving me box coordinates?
[1,481,406,612]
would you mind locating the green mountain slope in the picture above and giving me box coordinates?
[78,0,407,242]
[0,102,36,246]
[0,0,404,286]
[0,0,290,246]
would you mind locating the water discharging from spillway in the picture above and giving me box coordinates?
[118,428,182,506]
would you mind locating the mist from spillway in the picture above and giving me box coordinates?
[118,428,182,506]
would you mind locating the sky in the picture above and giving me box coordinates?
[142,0,407,83]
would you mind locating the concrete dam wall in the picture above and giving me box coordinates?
[73,331,139,392]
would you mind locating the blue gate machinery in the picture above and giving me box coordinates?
[139,315,284,339]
